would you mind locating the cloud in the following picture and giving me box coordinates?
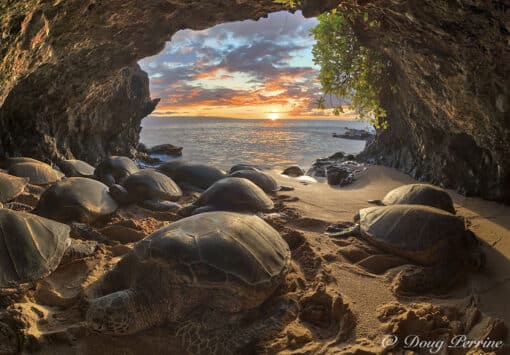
[139,11,337,118]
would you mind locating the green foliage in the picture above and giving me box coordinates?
[274,0,301,8]
[311,9,390,128]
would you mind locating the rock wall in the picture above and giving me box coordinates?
[0,0,508,202]
[355,0,510,203]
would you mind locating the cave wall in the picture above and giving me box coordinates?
[0,0,509,202]
[355,0,510,202]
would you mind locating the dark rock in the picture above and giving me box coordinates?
[326,166,352,186]
[282,165,305,177]
[332,128,373,140]
[147,144,183,156]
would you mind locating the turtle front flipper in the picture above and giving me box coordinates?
[139,199,181,212]
[367,199,384,205]
[86,288,165,335]
[325,222,360,239]
[176,297,298,355]
[393,262,462,295]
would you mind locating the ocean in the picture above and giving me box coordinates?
[140,117,371,170]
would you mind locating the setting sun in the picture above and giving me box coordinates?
[268,112,280,120]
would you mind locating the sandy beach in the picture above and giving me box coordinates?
[1,164,508,354]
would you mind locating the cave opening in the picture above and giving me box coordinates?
[136,10,369,170]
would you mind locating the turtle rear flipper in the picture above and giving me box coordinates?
[393,262,462,295]
[176,297,298,355]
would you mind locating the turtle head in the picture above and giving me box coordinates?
[109,184,132,205]
[86,290,141,335]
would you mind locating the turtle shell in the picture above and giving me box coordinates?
[94,156,138,185]
[0,157,43,169]
[229,170,279,193]
[195,177,274,213]
[382,184,455,214]
[229,164,260,174]
[0,209,70,288]
[58,159,95,177]
[8,162,63,185]
[0,172,28,203]
[359,205,467,265]
[131,212,290,292]
[123,169,182,202]
[158,161,226,190]
[35,177,118,223]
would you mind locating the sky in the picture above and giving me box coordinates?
[139,11,353,120]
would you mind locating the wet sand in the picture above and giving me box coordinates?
[1,165,508,354]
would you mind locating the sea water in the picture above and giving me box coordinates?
[140,117,371,170]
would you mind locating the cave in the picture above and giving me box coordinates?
[0,0,508,202]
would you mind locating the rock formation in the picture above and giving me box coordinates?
[1,0,508,202]
[354,0,509,203]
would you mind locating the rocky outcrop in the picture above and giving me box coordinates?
[354,0,510,203]
[1,0,508,202]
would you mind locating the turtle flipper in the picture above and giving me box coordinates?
[86,288,164,335]
[139,199,181,212]
[393,262,461,295]
[176,297,298,355]
[367,199,384,205]
[192,205,217,215]
[325,223,360,239]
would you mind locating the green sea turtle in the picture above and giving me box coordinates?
[0,208,70,288]
[109,169,182,211]
[229,169,280,193]
[94,156,138,186]
[368,183,456,214]
[228,164,260,174]
[0,172,28,203]
[86,212,295,353]
[182,177,274,215]
[8,161,63,185]
[34,177,118,223]
[0,157,44,169]
[281,165,304,177]
[58,159,95,178]
[326,205,484,294]
[158,161,226,191]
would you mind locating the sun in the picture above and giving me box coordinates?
[268,112,279,121]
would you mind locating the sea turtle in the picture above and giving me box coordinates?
[326,205,484,294]
[86,212,295,353]
[34,177,118,223]
[0,172,28,203]
[229,169,280,193]
[282,165,304,177]
[0,157,44,169]
[181,177,274,215]
[58,159,95,178]
[0,208,70,288]
[228,164,260,174]
[109,169,182,211]
[94,156,138,186]
[8,161,63,185]
[158,161,226,191]
[368,183,455,214]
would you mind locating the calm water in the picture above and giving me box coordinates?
[140,117,371,170]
